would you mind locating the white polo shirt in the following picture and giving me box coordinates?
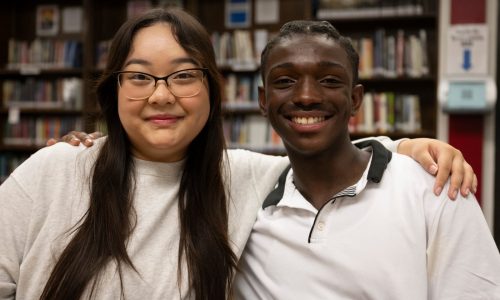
[233,140,500,300]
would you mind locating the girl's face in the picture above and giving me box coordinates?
[118,23,210,162]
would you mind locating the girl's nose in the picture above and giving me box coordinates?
[147,81,176,105]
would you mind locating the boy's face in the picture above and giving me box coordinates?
[259,35,363,156]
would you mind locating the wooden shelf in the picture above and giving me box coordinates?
[0,0,440,179]
[317,13,437,29]
[0,68,83,77]
[0,144,42,152]
[0,108,82,114]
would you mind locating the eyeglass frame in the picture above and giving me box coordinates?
[114,67,209,99]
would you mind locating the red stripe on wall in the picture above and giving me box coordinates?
[449,0,486,204]
[451,0,485,24]
[448,115,483,204]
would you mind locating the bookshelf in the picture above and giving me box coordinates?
[0,0,439,180]
[0,1,88,181]
[198,0,438,152]
[314,1,439,141]
[196,0,312,153]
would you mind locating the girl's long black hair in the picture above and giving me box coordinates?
[40,8,235,300]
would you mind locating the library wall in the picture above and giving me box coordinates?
[436,0,498,242]
[0,0,440,180]
[196,0,439,154]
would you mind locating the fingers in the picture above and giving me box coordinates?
[416,151,439,176]
[89,131,104,139]
[47,131,100,147]
[443,155,464,200]
[46,138,58,146]
[472,174,478,194]
[430,146,453,198]
[63,132,82,146]
[459,162,476,197]
[68,131,103,147]
[404,137,476,201]
[410,145,449,197]
[432,161,452,198]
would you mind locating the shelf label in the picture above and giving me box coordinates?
[20,65,41,75]
[447,81,486,110]
[8,107,20,124]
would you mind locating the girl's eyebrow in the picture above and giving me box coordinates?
[123,57,199,68]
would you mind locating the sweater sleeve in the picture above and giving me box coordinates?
[0,143,89,300]
[224,150,290,258]
[0,173,33,299]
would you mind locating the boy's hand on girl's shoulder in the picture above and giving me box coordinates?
[46,131,103,147]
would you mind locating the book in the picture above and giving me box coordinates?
[127,0,152,19]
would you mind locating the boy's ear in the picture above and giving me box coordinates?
[258,86,268,117]
[350,84,364,116]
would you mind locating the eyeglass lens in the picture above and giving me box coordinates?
[118,69,205,99]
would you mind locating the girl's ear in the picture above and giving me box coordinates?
[351,84,364,116]
[258,86,268,117]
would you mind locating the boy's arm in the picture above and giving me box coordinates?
[49,132,477,200]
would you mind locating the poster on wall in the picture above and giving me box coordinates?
[446,24,488,75]
[62,6,83,34]
[36,5,59,36]
[255,0,279,24]
[225,0,251,28]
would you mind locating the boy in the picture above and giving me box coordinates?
[232,20,500,299]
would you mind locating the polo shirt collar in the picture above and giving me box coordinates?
[262,139,392,209]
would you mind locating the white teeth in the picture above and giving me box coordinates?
[292,116,325,125]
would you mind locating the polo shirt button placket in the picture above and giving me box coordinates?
[317,221,325,231]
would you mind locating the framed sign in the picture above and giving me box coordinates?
[36,5,59,36]
[225,0,251,28]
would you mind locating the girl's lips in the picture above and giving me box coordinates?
[147,115,181,126]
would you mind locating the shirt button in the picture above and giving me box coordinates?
[317,222,325,231]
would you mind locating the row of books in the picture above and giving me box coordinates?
[349,91,421,134]
[223,115,283,150]
[3,116,83,147]
[223,92,421,150]
[95,0,184,69]
[224,73,261,104]
[2,78,83,109]
[126,0,183,19]
[211,28,428,80]
[211,29,269,70]
[95,40,112,69]
[0,154,29,183]
[353,28,429,79]
[7,39,83,70]
[315,0,432,19]
[98,30,267,73]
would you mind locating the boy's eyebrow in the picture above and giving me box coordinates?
[268,62,294,71]
[269,61,348,72]
[318,61,348,72]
